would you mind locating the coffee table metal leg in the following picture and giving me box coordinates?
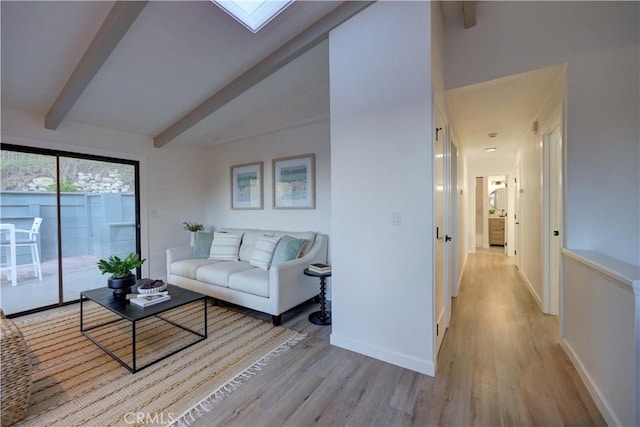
[203,298,208,338]
[80,295,84,331]
[132,320,137,373]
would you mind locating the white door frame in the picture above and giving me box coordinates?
[434,107,449,355]
[514,163,522,269]
[541,103,564,315]
[448,138,459,300]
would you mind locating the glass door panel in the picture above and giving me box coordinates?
[0,146,139,315]
[59,157,137,302]
[0,150,60,314]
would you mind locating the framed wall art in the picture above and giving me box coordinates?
[272,153,315,209]
[230,161,263,209]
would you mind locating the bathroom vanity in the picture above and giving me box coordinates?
[489,217,505,246]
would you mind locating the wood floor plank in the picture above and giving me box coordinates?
[19,253,606,426]
[195,252,603,427]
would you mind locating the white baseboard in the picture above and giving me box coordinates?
[560,339,619,426]
[329,333,435,377]
[517,267,541,307]
[454,253,468,296]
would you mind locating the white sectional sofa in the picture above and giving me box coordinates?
[167,228,328,325]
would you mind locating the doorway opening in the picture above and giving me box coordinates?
[475,175,507,255]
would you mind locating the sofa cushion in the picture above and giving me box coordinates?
[170,258,220,279]
[209,232,243,261]
[192,231,213,258]
[228,268,269,297]
[228,229,266,262]
[271,235,306,266]
[249,235,281,269]
[196,261,254,286]
[273,231,316,256]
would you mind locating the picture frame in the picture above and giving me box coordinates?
[272,153,315,209]
[230,161,263,209]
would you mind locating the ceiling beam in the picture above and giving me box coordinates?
[154,1,375,148]
[463,1,477,29]
[44,1,148,130]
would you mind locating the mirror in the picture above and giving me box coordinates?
[489,188,507,211]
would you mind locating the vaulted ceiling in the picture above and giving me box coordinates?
[1,0,361,148]
[3,0,563,157]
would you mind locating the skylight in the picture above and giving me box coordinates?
[212,1,294,33]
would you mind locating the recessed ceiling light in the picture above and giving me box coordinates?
[485,147,497,152]
[488,132,498,138]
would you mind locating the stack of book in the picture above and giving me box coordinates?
[127,286,171,307]
[130,292,171,307]
[308,263,331,274]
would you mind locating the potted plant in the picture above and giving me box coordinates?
[97,253,146,299]
[183,221,205,246]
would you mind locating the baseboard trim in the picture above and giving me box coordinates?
[454,253,469,296]
[329,333,435,377]
[560,339,619,426]
[517,267,541,307]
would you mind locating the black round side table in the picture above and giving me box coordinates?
[304,268,331,325]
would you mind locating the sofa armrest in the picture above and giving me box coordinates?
[269,234,328,313]
[166,246,192,278]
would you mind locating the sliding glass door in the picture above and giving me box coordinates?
[0,145,140,315]
[0,150,59,312]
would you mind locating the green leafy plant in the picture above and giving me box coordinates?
[47,182,77,192]
[183,221,205,232]
[97,253,146,278]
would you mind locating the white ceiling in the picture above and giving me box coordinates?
[441,1,566,164]
[446,64,566,162]
[1,0,339,147]
[2,1,564,154]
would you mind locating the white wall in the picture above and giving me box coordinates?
[515,69,567,303]
[456,140,469,289]
[329,1,435,375]
[446,1,640,266]
[1,107,208,279]
[562,250,639,427]
[202,120,332,296]
[203,120,330,235]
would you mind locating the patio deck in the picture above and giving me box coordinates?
[0,255,106,315]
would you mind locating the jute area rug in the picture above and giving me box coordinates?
[14,302,304,426]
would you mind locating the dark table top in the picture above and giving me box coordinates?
[81,283,206,321]
[304,268,332,278]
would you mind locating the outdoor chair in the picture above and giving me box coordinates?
[0,217,43,282]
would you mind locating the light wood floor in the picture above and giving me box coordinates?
[16,253,605,426]
[194,253,606,426]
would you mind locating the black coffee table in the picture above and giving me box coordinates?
[80,283,207,373]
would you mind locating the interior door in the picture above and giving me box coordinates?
[542,105,563,315]
[434,109,448,354]
[448,140,459,301]
[514,164,522,269]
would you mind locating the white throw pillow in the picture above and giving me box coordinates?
[249,235,281,269]
[209,232,243,261]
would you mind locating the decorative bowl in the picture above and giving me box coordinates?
[137,279,167,294]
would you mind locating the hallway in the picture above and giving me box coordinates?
[434,253,605,425]
[193,252,607,426]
